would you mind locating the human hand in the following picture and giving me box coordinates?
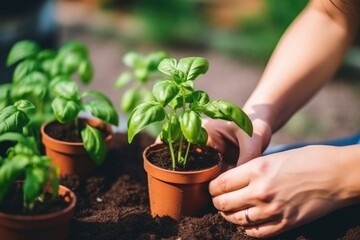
[209,145,360,238]
[203,118,271,168]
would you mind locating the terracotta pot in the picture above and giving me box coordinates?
[143,143,222,220]
[41,118,113,179]
[0,185,76,240]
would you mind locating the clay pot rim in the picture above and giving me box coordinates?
[0,185,76,221]
[41,117,113,146]
[143,143,223,184]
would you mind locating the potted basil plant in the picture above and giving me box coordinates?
[41,79,119,179]
[127,56,253,220]
[3,40,93,145]
[0,100,76,240]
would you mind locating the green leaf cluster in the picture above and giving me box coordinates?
[0,100,59,212]
[115,51,168,114]
[1,40,94,143]
[127,57,253,169]
[3,40,119,166]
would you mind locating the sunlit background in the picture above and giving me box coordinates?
[1,0,360,146]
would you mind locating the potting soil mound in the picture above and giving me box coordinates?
[61,133,360,240]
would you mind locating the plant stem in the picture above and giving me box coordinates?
[177,134,184,165]
[165,113,176,169]
[183,141,191,167]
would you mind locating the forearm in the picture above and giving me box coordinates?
[243,0,359,135]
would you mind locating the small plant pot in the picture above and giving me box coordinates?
[143,143,222,220]
[41,117,113,179]
[0,185,76,240]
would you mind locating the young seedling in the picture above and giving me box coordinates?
[50,80,119,165]
[127,57,253,169]
[0,100,59,212]
[115,51,168,113]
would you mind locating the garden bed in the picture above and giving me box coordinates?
[61,132,360,240]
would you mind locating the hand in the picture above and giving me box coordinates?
[209,145,360,238]
[203,118,271,168]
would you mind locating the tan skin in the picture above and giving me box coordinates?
[205,0,360,238]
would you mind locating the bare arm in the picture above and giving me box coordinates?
[243,0,359,136]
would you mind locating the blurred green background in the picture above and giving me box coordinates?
[1,0,360,145]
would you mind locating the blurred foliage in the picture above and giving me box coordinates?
[132,0,208,46]
[99,0,308,63]
[211,0,308,64]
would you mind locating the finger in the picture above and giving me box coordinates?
[154,136,162,143]
[209,164,250,197]
[212,187,253,212]
[220,206,280,227]
[243,218,287,239]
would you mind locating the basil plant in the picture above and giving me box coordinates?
[127,57,253,169]
[51,80,119,165]
[115,51,168,114]
[2,40,94,144]
[0,100,59,212]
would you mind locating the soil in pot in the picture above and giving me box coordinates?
[147,143,221,171]
[41,118,112,178]
[44,119,109,142]
[0,184,76,240]
[60,132,360,240]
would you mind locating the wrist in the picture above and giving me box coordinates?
[338,145,360,204]
[242,105,273,152]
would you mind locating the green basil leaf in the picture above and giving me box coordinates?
[49,75,72,94]
[83,99,119,126]
[203,100,253,136]
[37,49,56,61]
[115,71,132,89]
[159,116,180,143]
[61,51,83,74]
[127,102,165,143]
[190,91,210,107]
[0,155,29,202]
[0,133,29,146]
[123,51,141,68]
[11,72,48,100]
[121,87,139,113]
[23,167,46,203]
[157,58,178,77]
[179,110,201,144]
[134,68,149,83]
[152,80,179,106]
[145,51,168,71]
[13,59,40,83]
[168,95,183,109]
[81,124,106,165]
[51,97,80,123]
[6,40,40,66]
[49,167,59,198]
[80,90,113,105]
[197,127,208,146]
[78,59,93,84]
[0,84,12,110]
[52,80,79,100]
[59,41,88,58]
[0,105,29,134]
[141,89,156,103]
[177,57,209,81]
[14,99,35,111]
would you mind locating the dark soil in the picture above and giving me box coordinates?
[0,182,70,215]
[44,118,109,142]
[61,132,360,240]
[146,143,221,171]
